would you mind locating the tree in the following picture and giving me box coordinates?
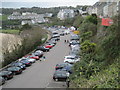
[21,23,32,30]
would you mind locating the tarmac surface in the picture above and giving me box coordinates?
[2,34,70,88]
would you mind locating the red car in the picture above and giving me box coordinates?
[45,45,53,49]
[24,55,40,60]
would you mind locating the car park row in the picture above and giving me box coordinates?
[52,29,80,82]
[0,27,80,86]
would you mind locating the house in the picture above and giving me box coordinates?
[57,9,75,20]
[21,20,34,25]
[12,12,21,16]
[44,13,53,17]
[88,0,120,18]
[8,12,51,24]
[103,0,120,17]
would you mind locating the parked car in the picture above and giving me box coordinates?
[64,55,80,64]
[52,34,60,38]
[47,43,55,47]
[71,45,80,50]
[70,35,79,40]
[34,50,43,58]
[6,66,22,75]
[10,62,26,70]
[53,70,70,81]
[19,60,32,67]
[69,50,80,57]
[0,71,14,80]
[0,76,5,85]
[61,66,73,74]
[21,58,36,63]
[52,37,60,41]
[55,63,72,70]
[60,32,64,36]
[45,44,53,49]
[24,54,40,60]
[69,40,80,45]
[36,46,49,52]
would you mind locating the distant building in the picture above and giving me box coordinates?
[86,0,120,18]
[12,12,21,16]
[44,13,53,17]
[21,20,34,25]
[8,12,51,24]
[57,9,75,20]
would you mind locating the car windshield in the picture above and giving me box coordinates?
[61,73,67,76]
[15,63,22,66]
[66,57,75,59]
[8,67,15,70]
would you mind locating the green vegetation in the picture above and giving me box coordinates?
[0,15,9,21]
[46,15,84,28]
[0,29,20,34]
[69,15,120,88]
[21,23,32,30]
[2,26,48,67]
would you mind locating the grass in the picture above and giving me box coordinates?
[0,29,20,34]
[0,15,9,21]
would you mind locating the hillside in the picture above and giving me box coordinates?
[69,15,120,88]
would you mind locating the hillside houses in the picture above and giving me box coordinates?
[8,12,53,25]
[87,0,120,18]
[57,9,75,20]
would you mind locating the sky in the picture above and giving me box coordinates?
[1,0,99,8]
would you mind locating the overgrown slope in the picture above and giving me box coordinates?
[69,15,120,88]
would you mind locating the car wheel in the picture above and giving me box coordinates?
[4,77,7,80]
[65,61,69,63]
[55,78,58,81]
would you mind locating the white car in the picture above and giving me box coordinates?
[20,57,36,63]
[34,50,43,57]
[64,55,80,64]
[27,58,36,63]
[64,30,70,34]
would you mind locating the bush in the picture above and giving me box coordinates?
[79,22,97,36]
[84,15,98,25]
[2,27,47,67]
[81,40,96,53]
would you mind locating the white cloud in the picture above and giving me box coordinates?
[2,0,99,3]
[2,0,99,8]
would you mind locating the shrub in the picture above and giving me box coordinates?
[81,40,96,53]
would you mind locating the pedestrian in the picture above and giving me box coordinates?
[43,56,46,61]
[66,78,70,88]
[67,40,69,43]
[64,40,66,43]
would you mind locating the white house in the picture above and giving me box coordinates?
[57,9,75,20]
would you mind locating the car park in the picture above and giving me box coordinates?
[0,71,14,80]
[6,66,22,75]
[53,70,70,81]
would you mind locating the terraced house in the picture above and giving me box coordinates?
[87,0,120,18]
[8,12,52,25]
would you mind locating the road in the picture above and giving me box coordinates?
[2,34,70,88]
